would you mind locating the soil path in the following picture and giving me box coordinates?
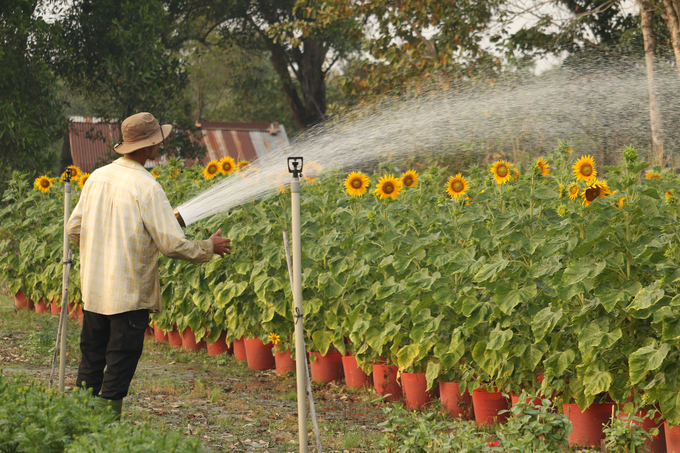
[0,303,386,452]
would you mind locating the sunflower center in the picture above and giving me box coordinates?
[404,176,413,187]
[581,164,592,176]
[497,165,508,177]
[383,182,394,194]
[352,179,362,188]
[41,180,50,188]
[585,187,600,201]
[452,181,463,192]
[208,165,217,174]
[225,164,231,171]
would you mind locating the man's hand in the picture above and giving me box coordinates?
[210,228,231,258]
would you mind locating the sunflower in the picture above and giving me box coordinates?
[303,161,323,183]
[615,197,625,209]
[582,179,611,206]
[34,175,52,193]
[557,205,567,216]
[235,160,250,172]
[568,183,579,200]
[169,168,180,178]
[219,156,236,175]
[645,172,661,180]
[490,160,513,184]
[666,191,674,199]
[535,157,550,176]
[203,160,220,179]
[572,155,597,182]
[558,184,564,199]
[78,173,90,189]
[374,174,403,200]
[151,169,159,178]
[446,173,469,200]
[61,165,82,182]
[401,170,419,189]
[344,171,370,197]
[512,168,519,181]
[269,333,281,345]
[276,170,290,193]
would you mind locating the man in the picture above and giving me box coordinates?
[67,112,230,418]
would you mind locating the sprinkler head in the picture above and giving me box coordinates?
[173,209,186,228]
[287,157,304,179]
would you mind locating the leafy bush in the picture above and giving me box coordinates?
[603,411,658,453]
[0,374,202,453]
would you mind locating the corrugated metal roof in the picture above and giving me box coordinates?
[68,120,120,172]
[67,118,289,172]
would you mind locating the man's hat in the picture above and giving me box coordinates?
[114,112,173,155]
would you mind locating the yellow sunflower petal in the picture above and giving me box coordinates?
[219,156,236,175]
[374,174,403,200]
[78,173,91,189]
[535,157,550,177]
[573,155,597,182]
[401,170,419,189]
[203,160,221,179]
[34,176,52,193]
[490,160,513,184]
[344,171,370,196]
[446,173,469,200]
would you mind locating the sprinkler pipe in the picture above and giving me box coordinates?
[54,168,73,392]
[288,157,309,453]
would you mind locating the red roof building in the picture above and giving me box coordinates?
[61,117,290,173]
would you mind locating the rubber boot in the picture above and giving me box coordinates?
[93,397,123,421]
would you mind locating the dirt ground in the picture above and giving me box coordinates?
[0,291,386,452]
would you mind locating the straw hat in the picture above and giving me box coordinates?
[114,112,173,154]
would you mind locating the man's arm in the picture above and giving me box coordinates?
[66,199,83,247]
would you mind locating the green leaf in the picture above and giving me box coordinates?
[472,254,508,282]
[578,324,622,359]
[521,341,548,371]
[561,259,605,285]
[214,281,248,308]
[628,343,670,384]
[659,384,680,427]
[487,327,513,351]
[425,361,442,391]
[531,308,562,343]
[495,281,537,314]
[312,330,334,356]
[583,361,613,396]
[544,349,576,376]
[396,344,420,370]
[627,280,664,313]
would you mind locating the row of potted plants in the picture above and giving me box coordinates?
[4,144,680,449]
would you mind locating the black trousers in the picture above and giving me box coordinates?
[76,309,149,400]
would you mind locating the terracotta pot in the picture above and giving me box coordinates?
[274,346,296,376]
[342,355,371,389]
[144,326,154,338]
[472,389,510,426]
[665,421,680,453]
[206,331,231,356]
[68,302,82,320]
[510,393,545,407]
[13,290,28,309]
[181,327,206,351]
[439,381,473,419]
[34,298,49,314]
[617,411,665,453]
[563,402,615,447]
[233,337,247,362]
[50,300,60,316]
[244,337,275,370]
[372,364,401,401]
[154,323,168,343]
[309,350,344,384]
[402,372,435,410]
[167,324,182,348]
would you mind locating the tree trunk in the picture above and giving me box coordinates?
[662,0,680,79]
[296,37,328,126]
[637,0,665,166]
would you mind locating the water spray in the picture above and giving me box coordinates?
[49,168,73,392]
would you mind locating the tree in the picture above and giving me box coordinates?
[53,0,205,160]
[0,0,65,180]
[166,0,362,129]
[661,0,680,79]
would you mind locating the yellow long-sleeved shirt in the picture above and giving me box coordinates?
[67,157,213,315]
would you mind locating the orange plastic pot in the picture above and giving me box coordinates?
[510,393,545,407]
[372,364,401,401]
[34,298,49,314]
[439,381,473,419]
[233,337,247,362]
[181,327,206,351]
[206,331,231,356]
[342,355,371,389]
[154,323,168,343]
[563,402,615,447]
[274,346,296,376]
[472,389,510,426]
[617,411,665,453]
[665,421,680,453]
[67,303,82,320]
[309,350,344,384]
[167,324,182,348]
[244,338,275,370]
[402,372,434,410]
[13,290,28,310]
[50,300,60,316]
